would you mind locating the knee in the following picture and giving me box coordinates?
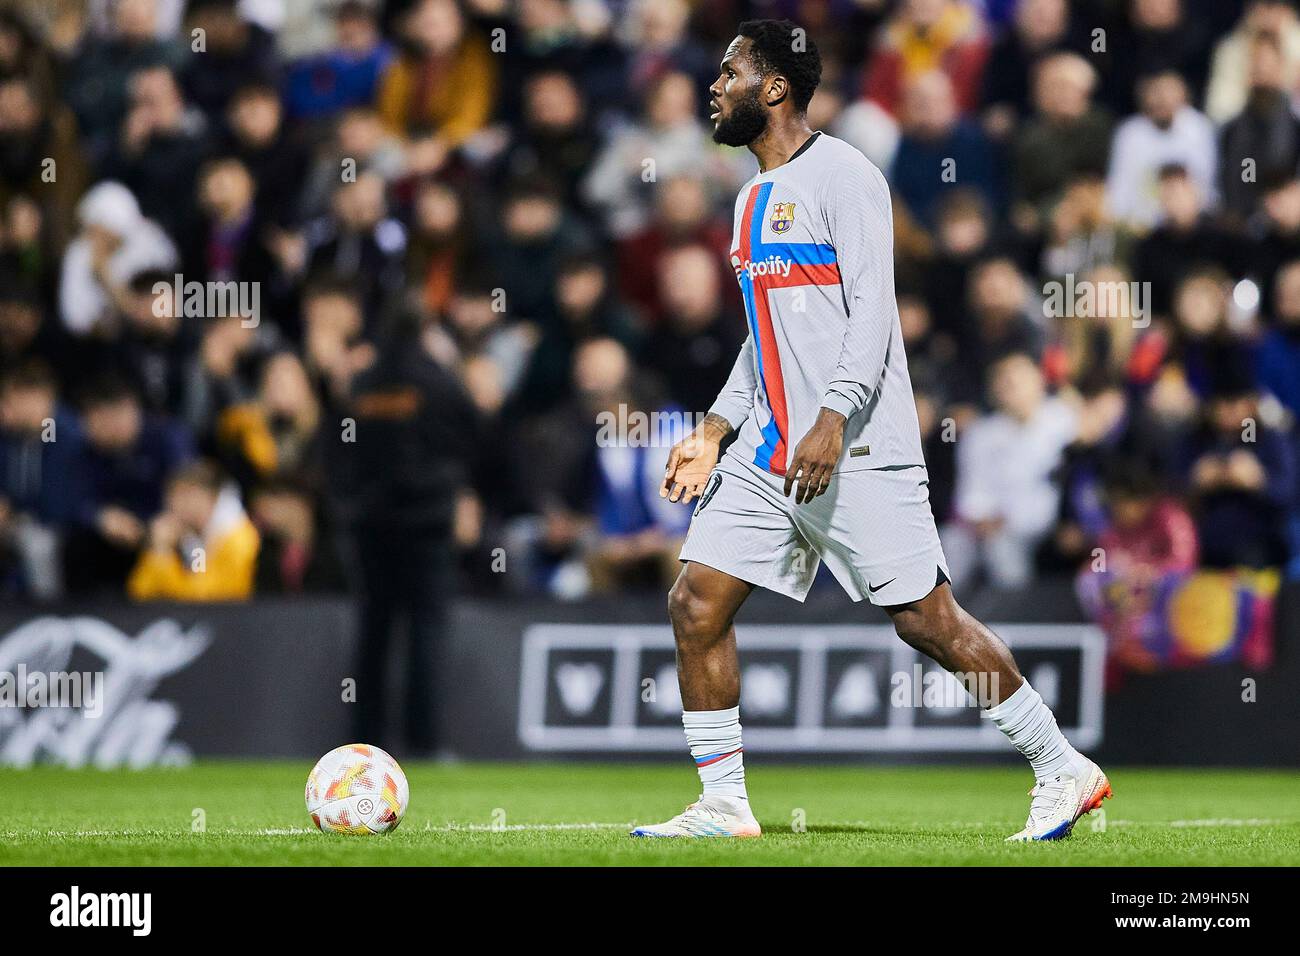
[891,591,963,656]
[668,575,730,646]
[891,606,932,651]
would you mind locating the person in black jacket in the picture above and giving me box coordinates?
[339,311,480,755]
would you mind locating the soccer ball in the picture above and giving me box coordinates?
[305,744,409,835]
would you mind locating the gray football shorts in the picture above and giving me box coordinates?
[678,451,950,606]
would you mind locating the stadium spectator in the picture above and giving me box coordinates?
[944,352,1078,588]
[1051,264,1142,387]
[127,458,260,600]
[1204,0,1300,125]
[1105,69,1217,231]
[221,81,309,230]
[0,360,82,599]
[861,0,991,118]
[63,0,187,167]
[1104,0,1211,118]
[0,284,59,380]
[214,350,321,491]
[188,156,277,295]
[283,0,393,123]
[105,63,210,243]
[181,311,269,437]
[1184,372,1296,569]
[1012,52,1112,215]
[111,269,199,416]
[297,105,406,223]
[889,69,1003,231]
[641,243,741,415]
[492,0,625,126]
[299,277,370,407]
[0,75,88,250]
[0,192,52,297]
[1132,164,1235,317]
[584,346,693,592]
[0,10,59,110]
[1095,460,1199,581]
[903,293,960,521]
[181,0,281,120]
[1218,29,1300,226]
[914,189,994,344]
[249,478,345,594]
[64,374,193,593]
[1040,174,1133,283]
[303,172,407,325]
[440,272,536,402]
[1245,174,1300,315]
[1169,266,1250,399]
[1048,379,1130,562]
[953,256,1044,404]
[495,69,597,210]
[57,180,177,336]
[1255,259,1300,416]
[616,173,732,325]
[979,0,1080,137]
[491,178,593,324]
[514,253,640,415]
[584,68,751,237]
[376,0,497,149]
[622,0,714,105]
[405,177,471,315]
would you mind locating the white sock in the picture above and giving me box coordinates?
[683,706,748,801]
[981,679,1084,780]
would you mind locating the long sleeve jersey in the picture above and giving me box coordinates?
[708,132,926,476]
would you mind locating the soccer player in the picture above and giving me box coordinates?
[630,20,1111,842]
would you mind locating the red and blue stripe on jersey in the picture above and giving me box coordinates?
[734,181,842,476]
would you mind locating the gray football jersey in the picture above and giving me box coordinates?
[708,132,926,475]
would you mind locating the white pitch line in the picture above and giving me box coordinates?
[1089,818,1286,828]
[255,822,635,835]
[807,818,1293,830]
[8,818,1292,841]
[421,822,634,832]
[1166,818,1286,828]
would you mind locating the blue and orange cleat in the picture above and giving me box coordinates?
[1006,758,1113,842]
[630,795,762,838]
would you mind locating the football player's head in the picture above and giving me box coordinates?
[709,19,822,147]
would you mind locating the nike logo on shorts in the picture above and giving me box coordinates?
[867,577,896,593]
[694,473,723,516]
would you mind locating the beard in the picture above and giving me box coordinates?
[712,88,769,147]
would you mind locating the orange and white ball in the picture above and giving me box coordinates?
[306,744,409,835]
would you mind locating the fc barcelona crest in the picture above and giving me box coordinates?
[769,201,796,234]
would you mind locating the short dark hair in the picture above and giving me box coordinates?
[2,359,56,394]
[230,81,281,106]
[302,274,362,307]
[169,459,225,495]
[1157,162,1190,182]
[1102,458,1161,501]
[737,19,822,113]
[79,373,139,410]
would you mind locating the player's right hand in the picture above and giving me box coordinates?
[661,432,721,504]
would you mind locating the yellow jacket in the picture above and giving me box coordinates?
[376,35,497,145]
[128,514,261,602]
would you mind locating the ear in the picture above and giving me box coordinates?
[765,74,789,107]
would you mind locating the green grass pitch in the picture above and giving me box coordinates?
[2,762,1297,866]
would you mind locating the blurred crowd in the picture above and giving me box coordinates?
[2,0,1300,603]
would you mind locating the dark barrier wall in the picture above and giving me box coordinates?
[0,581,1294,766]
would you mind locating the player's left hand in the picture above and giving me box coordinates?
[785,408,846,504]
